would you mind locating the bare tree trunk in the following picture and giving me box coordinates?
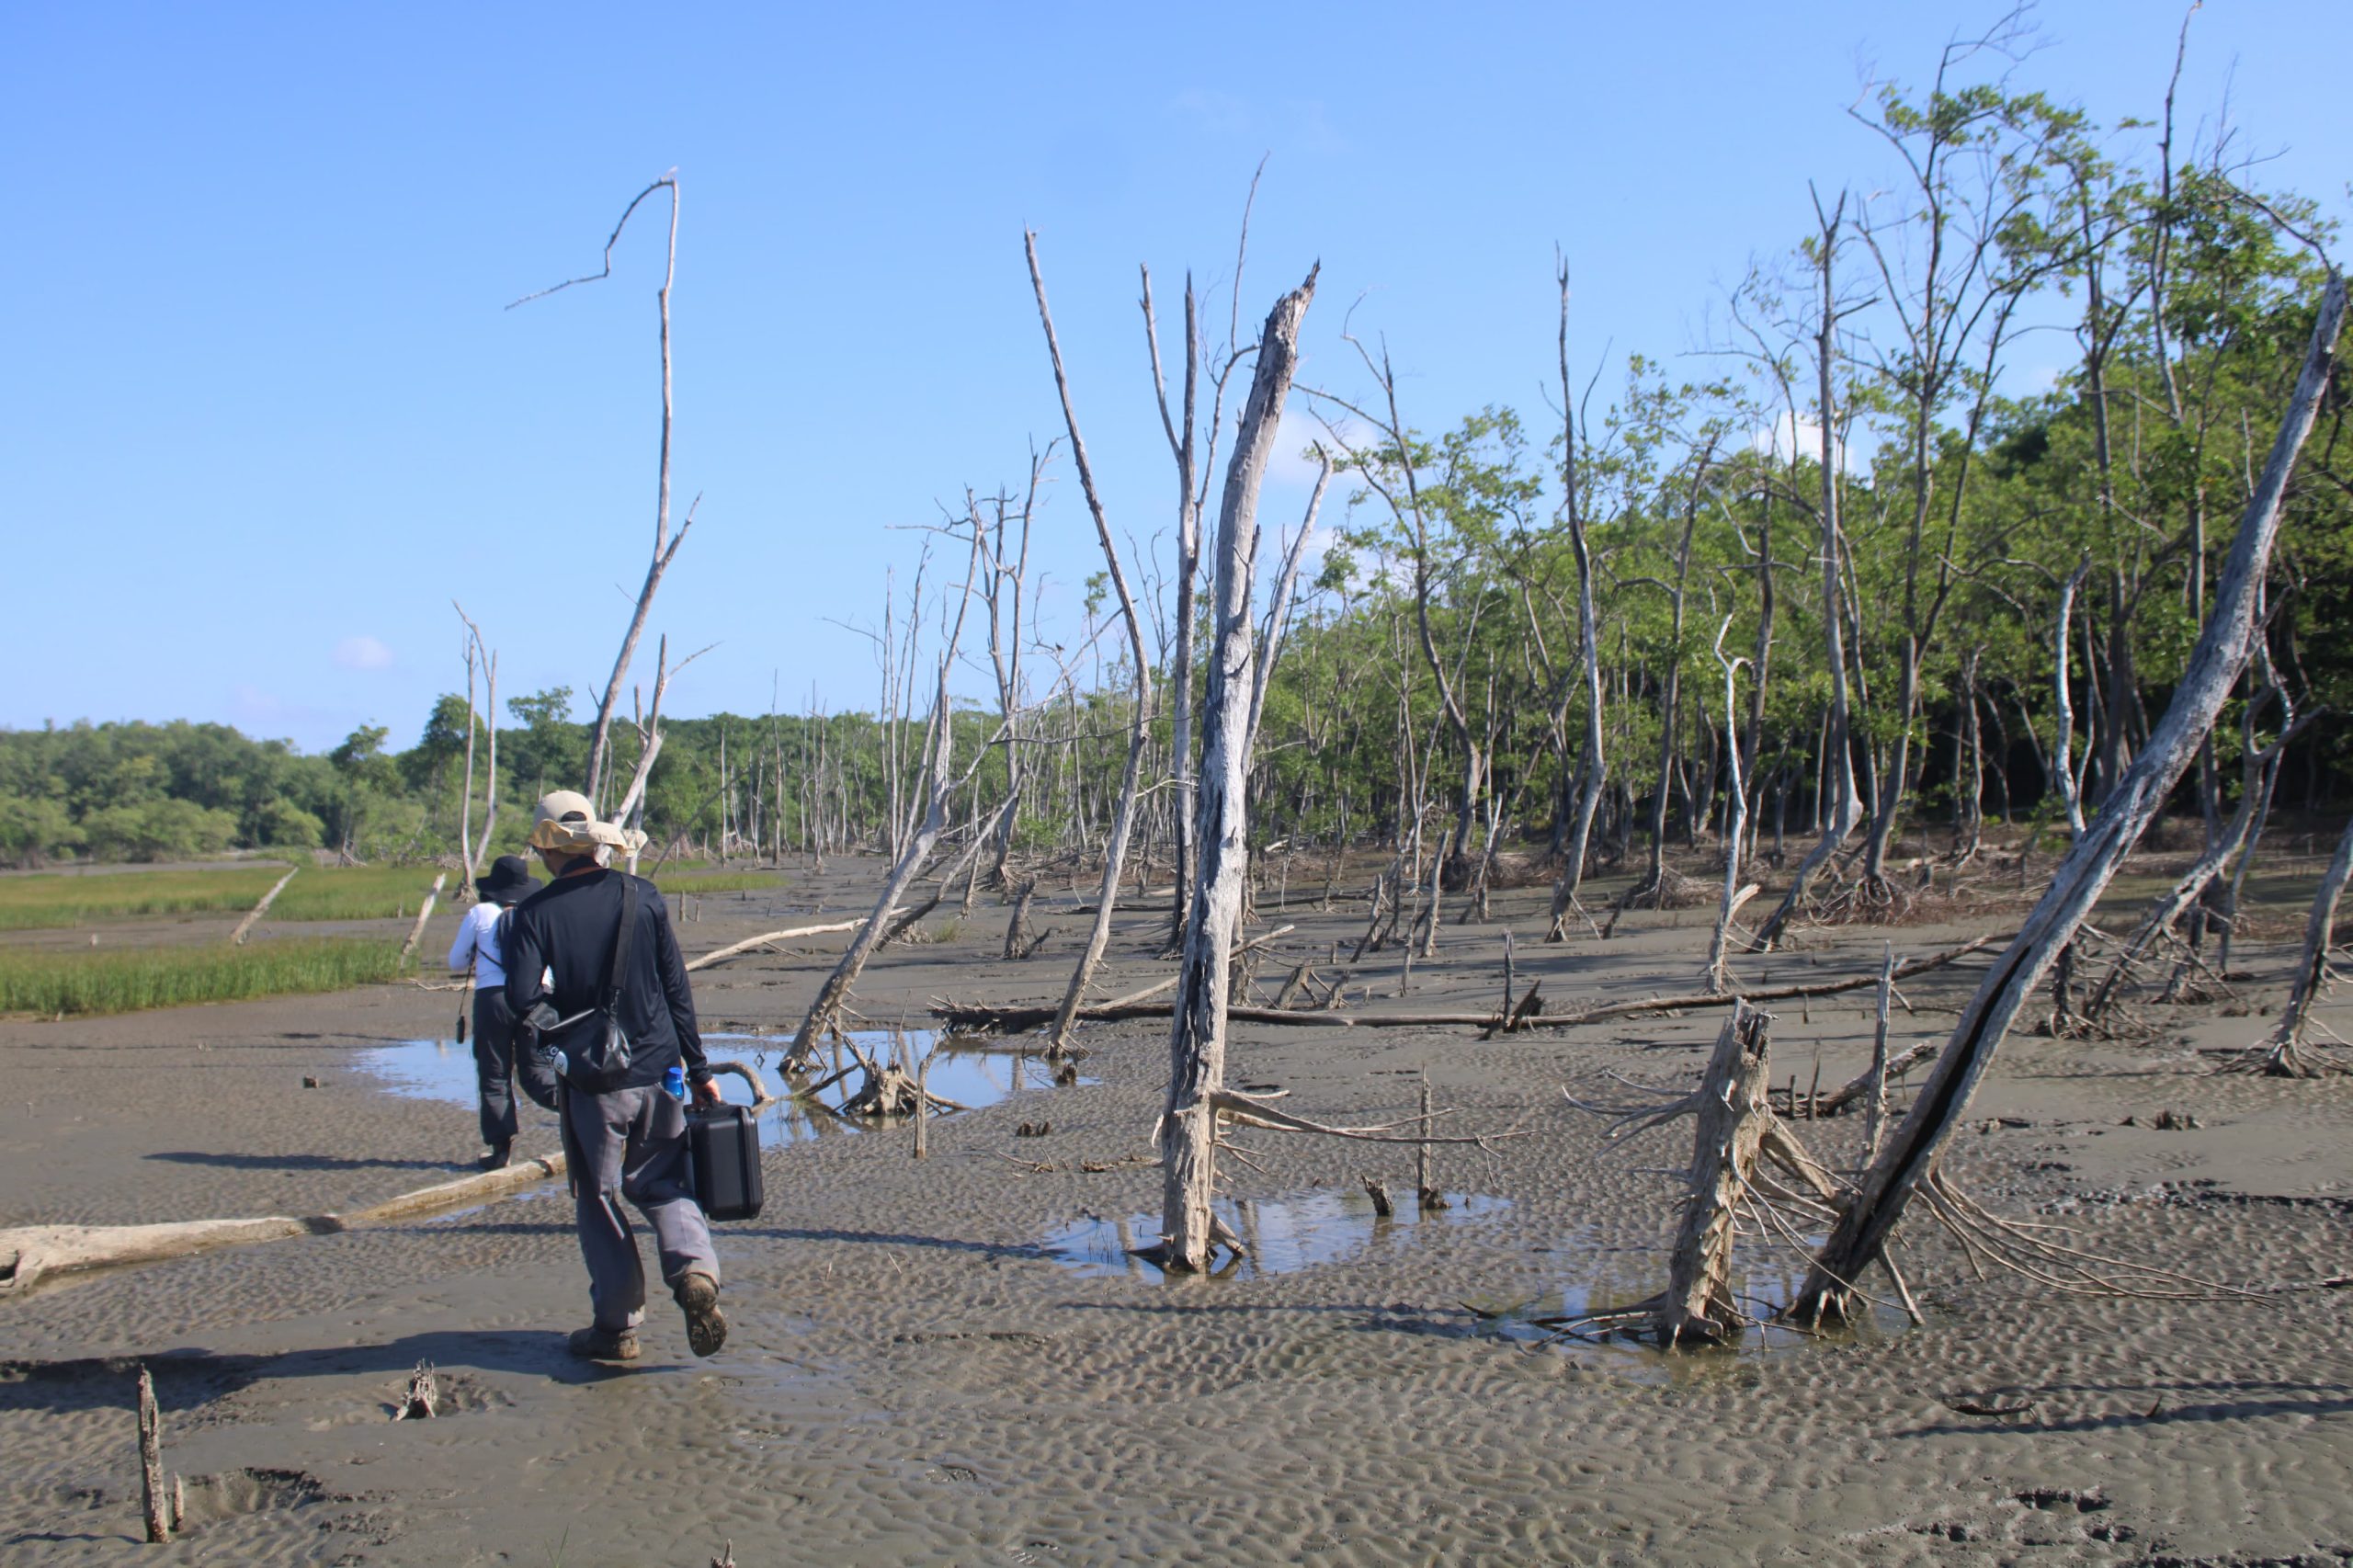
[1791,272,2343,1323]
[1025,232,1158,1057]
[510,176,696,804]
[2259,812,2353,1075]
[1547,262,1606,941]
[1161,265,1317,1272]
[1705,620,1754,990]
[2052,559,2092,838]
[1142,272,1204,952]
[1756,192,1861,949]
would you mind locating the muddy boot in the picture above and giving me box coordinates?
[478,1141,514,1172]
[675,1272,726,1358]
[567,1324,640,1362]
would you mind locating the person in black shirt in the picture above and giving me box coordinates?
[506,790,727,1362]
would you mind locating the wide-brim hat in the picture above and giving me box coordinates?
[474,854,540,904]
[527,790,648,858]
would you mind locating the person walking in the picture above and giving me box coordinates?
[447,854,553,1170]
[505,790,728,1363]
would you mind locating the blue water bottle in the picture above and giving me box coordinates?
[664,1063,687,1101]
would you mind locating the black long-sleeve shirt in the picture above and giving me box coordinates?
[504,868,709,1091]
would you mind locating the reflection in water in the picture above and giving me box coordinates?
[1045,1188,1513,1281]
[1483,1231,1916,1370]
[352,1029,1089,1149]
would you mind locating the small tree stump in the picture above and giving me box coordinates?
[135,1365,169,1543]
[1657,1003,1773,1348]
[393,1360,438,1420]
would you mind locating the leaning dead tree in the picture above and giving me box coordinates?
[2242,811,2353,1076]
[229,867,298,947]
[1026,230,1157,1058]
[1790,270,2344,1323]
[1160,262,1318,1271]
[613,633,716,873]
[791,534,988,1062]
[507,172,699,806]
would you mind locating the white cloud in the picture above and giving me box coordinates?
[1750,412,1858,475]
[333,635,394,672]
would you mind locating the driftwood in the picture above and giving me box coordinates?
[936,934,1989,1035]
[685,919,863,972]
[1813,1039,1937,1118]
[1,1217,330,1295]
[934,926,1297,1033]
[229,868,298,946]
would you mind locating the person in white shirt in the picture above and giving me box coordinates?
[448,855,551,1168]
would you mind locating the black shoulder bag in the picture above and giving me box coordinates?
[550,876,640,1094]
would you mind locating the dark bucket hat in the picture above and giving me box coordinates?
[475,855,540,905]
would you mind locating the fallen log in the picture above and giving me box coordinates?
[335,1152,567,1225]
[1810,1040,1938,1117]
[0,1076,809,1292]
[938,926,1298,1033]
[686,919,865,972]
[0,1216,333,1296]
[933,935,1992,1035]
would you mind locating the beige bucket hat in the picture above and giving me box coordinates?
[528,790,648,858]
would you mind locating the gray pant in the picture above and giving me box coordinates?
[560,1081,718,1332]
[473,990,559,1148]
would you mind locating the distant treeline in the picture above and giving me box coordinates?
[0,699,1016,869]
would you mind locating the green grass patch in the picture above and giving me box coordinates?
[647,869,786,895]
[268,866,454,923]
[0,938,407,1017]
[0,864,460,929]
[0,868,282,928]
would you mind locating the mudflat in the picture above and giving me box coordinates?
[4,858,2349,1565]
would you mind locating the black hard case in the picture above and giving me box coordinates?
[686,1105,765,1221]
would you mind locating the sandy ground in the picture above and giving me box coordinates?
[3,854,2350,1566]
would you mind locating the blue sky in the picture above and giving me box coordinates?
[4,2,2346,753]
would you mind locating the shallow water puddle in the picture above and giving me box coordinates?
[1045,1187,1512,1281]
[1483,1237,1916,1369]
[353,1029,1087,1149]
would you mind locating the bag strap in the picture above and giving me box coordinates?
[603,874,640,1010]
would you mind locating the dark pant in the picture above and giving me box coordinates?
[472,988,557,1148]
[560,1081,719,1331]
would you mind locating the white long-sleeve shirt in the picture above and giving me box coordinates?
[447,901,510,988]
